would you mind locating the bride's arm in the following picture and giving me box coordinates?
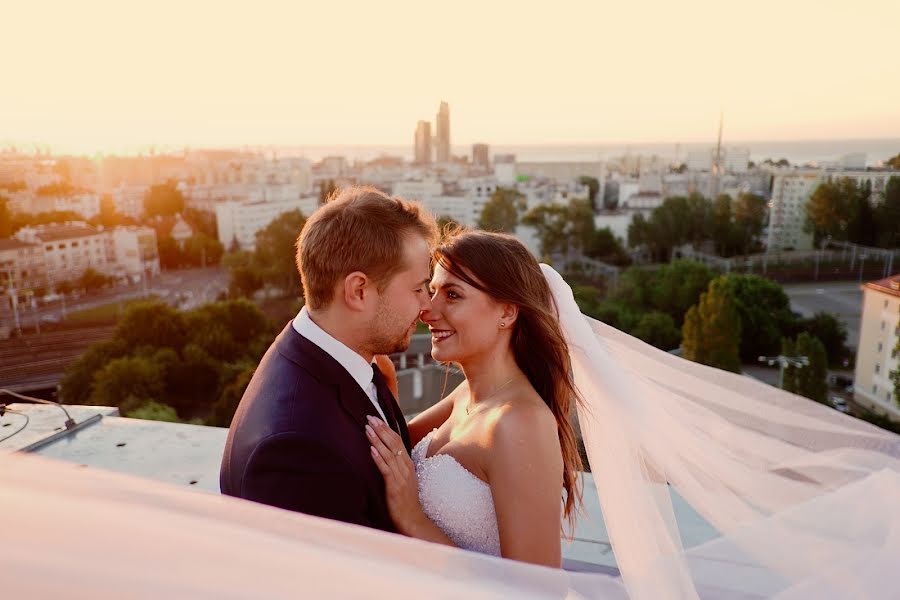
[486,405,563,568]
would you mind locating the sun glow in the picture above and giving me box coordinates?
[4,0,900,155]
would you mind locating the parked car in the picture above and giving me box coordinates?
[830,396,849,413]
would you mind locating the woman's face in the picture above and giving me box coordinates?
[422,262,507,364]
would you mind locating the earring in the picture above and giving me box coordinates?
[499,322,506,328]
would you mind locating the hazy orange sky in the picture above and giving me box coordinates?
[4,0,900,155]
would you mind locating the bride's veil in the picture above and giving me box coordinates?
[540,264,900,599]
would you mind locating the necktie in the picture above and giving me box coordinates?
[371,364,400,434]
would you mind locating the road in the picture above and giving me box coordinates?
[782,281,863,350]
[2,267,229,330]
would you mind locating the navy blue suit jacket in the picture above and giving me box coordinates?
[220,322,411,532]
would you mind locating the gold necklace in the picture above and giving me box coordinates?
[466,376,517,416]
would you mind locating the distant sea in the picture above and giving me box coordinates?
[269,138,900,167]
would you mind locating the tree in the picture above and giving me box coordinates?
[55,280,74,295]
[781,337,799,393]
[478,188,522,233]
[875,177,900,248]
[806,180,851,243]
[805,178,878,246]
[585,227,631,266]
[87,355,165,414]
[60,298,274,423]
[60,339,127,404]
[650,260,715,327]
[11,210,82,233]
[578,176,600,212]
[224,250,263,298]
[157,236,182,269]
[522,199,594,257]
[183,232,224,267]
[253,209,306,293]
[143,182,185,217]
[182,208,217,238]
[627,193,711,262]
[885,153,900,169]
[78,268,111,293]
[128,401,182,422]
[711,194,736,256]
[0,196,11,238]
[96,194,121,228]
[114,301,188,351]
[797,312,850,368]
[208,366,255,427]
[631,311,681,350]
[846,179,876,246]
[726,274,796,363]
[732,193,767,255]
[794,333,828,404]
[681,277,742,373]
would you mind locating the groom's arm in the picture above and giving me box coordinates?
[241,433,373,527]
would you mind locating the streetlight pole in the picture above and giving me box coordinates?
[758,354,810,389]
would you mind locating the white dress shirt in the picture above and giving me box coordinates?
[292,307,389,423]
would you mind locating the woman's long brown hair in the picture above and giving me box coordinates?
[434,228,583,531]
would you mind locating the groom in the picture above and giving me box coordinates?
[220,186,437,532]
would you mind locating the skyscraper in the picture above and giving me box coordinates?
[435,101,450,163]
[414,120,432,165]
[472,143,489,168]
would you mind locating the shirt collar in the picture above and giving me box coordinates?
[292,306,374,393]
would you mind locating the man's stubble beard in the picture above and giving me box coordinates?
[367,297,415,356]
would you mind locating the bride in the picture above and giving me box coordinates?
[367,228,581,567]
[368,228,900,598]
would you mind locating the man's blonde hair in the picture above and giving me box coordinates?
[296,186,438,309]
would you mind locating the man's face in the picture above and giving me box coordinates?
[367,234,432,355]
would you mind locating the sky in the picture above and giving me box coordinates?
[4,0,900,155]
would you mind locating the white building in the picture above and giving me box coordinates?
[493,155,516,186]
[687,147,750,174]
[111,185,148,219]
[109,226,160,281]
[420,195,474,227]
[15,223,113,285]
[392,180,443,202]
[854,274,900,422]
[724,148,751,173]
[215,196,318,250]
[31,193,100,219]
[766,171,820,251]
[0,238,47,294]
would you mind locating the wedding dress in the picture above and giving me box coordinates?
[540,263,900,599]
[412,428,502,556]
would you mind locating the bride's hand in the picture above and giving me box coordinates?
[366,416,425,535]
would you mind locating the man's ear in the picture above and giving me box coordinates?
[342,271,370,311]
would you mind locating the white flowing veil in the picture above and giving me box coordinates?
[540,263,900,599]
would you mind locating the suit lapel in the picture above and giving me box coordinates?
[275,321,401,438]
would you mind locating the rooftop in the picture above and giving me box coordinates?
[865,274,900,298]
[0,238,39,251]
[23,223,102,242]
[0,401,719,575]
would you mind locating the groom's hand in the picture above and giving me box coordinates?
[366,415,424,535]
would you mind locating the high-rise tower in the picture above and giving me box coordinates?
[435,101,450,163]
[414,120,432,165]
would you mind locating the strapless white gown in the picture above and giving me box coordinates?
[411,429,501,556]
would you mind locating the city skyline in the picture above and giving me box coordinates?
[4,0,900,155]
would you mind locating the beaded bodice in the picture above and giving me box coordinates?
[411,429,501,557]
